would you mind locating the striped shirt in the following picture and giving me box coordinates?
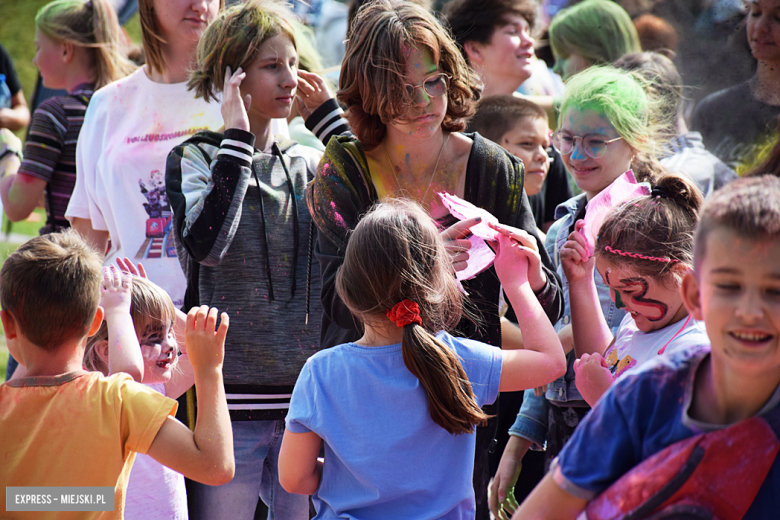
[20,83,94,233]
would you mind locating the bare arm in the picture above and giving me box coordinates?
[561,221,613,358]
[490,435,533,519]
[0,91,30,131]
[0,172,45,222]
[500,318,525,350]
[491,229,566,392]
[511,473,588,520]
[146,306,234,485]
[278,429,324,495]
[72,217,109,257]
[102,267,144,382]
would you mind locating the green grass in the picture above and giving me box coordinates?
[0,210,43,378]
[0,0,143,126]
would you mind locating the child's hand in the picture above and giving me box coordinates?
[222,66,251,132]
[100,265,133,318]
[116,257,147,279]
[440,217,481,272]
[493,232,530,287]
[490,222,546,292]
[296,70,335,121]
[560,220,595,285]
[185,306,229,373]
[573,352,613,406]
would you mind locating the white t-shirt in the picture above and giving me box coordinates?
[604,313,708,379]
[124,383,187,520]
[67,68,223,306]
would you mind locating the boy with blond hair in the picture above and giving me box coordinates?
[0,230,234,519]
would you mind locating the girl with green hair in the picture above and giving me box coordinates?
[490,65,671,519]
[549,0,641,80]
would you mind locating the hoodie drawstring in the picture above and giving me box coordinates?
[250,143,303,307]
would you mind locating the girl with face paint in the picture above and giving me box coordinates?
[560,173,707,407]
[491,65,672,519]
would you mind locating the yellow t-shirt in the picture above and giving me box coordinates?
[0,371,177,519]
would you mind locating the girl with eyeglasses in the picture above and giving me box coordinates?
[300,1,563,517]
[490,65,672,519]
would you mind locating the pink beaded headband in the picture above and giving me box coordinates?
[604,246,679,264]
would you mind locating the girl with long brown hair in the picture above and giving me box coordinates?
[300,2,563,514]
[278,199,565,518]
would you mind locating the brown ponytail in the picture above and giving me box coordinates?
[336,199,489,435]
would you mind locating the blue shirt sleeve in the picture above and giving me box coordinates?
[446,335,503,408]
[285,358,318,434]
[552,374,646,499]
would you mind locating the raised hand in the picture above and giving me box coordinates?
[222,66,251,132]
[296,70,335,121]
[560,220,595,285]
[489,222,546,292]
[116,257,147,279]
[100,265,133,317]
[185,306,229,373]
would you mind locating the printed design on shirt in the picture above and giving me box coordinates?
[605,345,636,379]
[125,126,208,144]
[135,169,177,259]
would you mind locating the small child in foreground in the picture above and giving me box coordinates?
[84,264,194,519]
[0,230,233,519]
[513,175,780,518]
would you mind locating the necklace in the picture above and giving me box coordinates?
[383,132,451,207]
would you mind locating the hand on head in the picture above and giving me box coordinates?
[296,70,335,121]
[560,220,595,284]
[100,265,132,317]
[489,222,546,292]
[185,306,229,373]
[222,66,252,132]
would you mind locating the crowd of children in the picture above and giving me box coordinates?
[2,0,780,519]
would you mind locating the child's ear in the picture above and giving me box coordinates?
[463,41,484,64]
[88,307,105,337]
[680,271,703,321]
[95,339,109,363]
[0,310,18,340]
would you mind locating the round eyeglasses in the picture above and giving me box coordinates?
[404,73,450,102]
[551,131,624,159]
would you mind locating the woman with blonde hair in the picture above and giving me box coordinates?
[66,0,224,310]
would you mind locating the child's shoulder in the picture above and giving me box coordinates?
[612,344,710,406]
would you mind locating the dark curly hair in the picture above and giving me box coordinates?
[338,0,481,150]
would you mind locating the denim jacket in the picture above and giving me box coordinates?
[509,194,627,448]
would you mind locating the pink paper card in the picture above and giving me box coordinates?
[582,170,650,256]
[455,235,496,283]
[438,192,499,241]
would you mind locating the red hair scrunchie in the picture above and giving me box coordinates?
[386,299,422,328]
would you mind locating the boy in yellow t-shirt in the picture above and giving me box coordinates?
[0,230,234,519]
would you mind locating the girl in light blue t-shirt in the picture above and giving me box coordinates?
[278,199,567,519]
